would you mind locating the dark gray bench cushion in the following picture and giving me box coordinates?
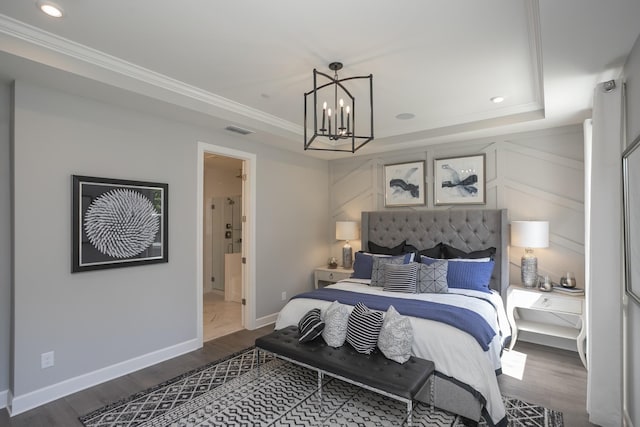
[255,326,434,400]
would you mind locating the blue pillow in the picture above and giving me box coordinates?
[352,252,375,279]
[421,256,494,293]
[352,252,413,280]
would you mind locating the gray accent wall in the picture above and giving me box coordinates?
[328,126,586,351]
[0,83,11,397]
[6,80,328,403]
[624,32,640,427]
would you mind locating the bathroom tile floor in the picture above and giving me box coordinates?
[203,291,243,342]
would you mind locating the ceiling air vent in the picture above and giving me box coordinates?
[225,125,254,136]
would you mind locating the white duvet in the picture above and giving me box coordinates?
[275,279,510,425]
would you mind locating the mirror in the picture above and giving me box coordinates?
[623,134,640,305]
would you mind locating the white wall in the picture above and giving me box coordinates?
[624,33,640,427]
[0,82,11,405]
[328,125,585,350]
[7,80,329,412]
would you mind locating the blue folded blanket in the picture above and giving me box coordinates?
[292,288,496,351]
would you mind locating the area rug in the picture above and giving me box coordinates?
[79,347,563,427]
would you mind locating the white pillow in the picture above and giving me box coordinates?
[378,305,413,363]
[321,301,350,347]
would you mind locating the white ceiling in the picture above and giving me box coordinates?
[1,0,639,158]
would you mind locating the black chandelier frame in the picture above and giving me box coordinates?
[304,62,374,153]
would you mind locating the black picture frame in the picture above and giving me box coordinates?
[72,175,168,272]
[623,135,640,305]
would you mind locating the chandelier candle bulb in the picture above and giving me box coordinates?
[340,98,344,128]
[346,105,350,133]
[328,108,332,134]
[321,102,327,131]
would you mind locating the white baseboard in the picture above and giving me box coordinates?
[0,389,7,410]
[254,312,277,329]
[8,338,200,416]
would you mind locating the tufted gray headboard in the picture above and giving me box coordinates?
[361,209,509,299]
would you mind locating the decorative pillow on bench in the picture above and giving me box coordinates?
[322,301,350,347]
[346,302,383,354]
[298,308,324,343]
[378,305,413,363]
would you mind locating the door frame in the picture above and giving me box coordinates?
[196,141,257,344]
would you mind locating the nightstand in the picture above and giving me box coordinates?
[506,283,587,369]
[314,266,353,289]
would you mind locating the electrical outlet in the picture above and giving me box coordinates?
[281,291,287,301]
[41,351,54,369]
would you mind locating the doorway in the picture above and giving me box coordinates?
[197,141,256,345]
[202,154,244,341]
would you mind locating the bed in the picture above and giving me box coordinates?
[275,209,511,426]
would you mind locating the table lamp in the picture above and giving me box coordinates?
[511,220,549,287]
[336,221,358,269]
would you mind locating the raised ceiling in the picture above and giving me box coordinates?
[1,1,639,157]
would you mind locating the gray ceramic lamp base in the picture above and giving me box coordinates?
[342,245,353,269]
[521,256,538,287]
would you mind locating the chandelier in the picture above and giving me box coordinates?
[304,62,374,153]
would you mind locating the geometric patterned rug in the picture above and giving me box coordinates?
[79,347,563,427]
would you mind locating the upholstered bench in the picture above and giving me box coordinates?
[255,325,435,426]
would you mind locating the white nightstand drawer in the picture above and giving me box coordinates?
[314,267,353,289]
[528,294,582,315]
[315,269,349,282]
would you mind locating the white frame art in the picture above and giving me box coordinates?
[383,161,426,207]
[434,154,486,205]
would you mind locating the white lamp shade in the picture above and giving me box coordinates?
[336,221,359,241]
[511,221,549,248]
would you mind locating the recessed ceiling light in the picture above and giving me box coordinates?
[395,113,415,120]
[37,1,64,18]
[490,96,505,104]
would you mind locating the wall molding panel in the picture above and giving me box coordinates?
[329,124,585,350]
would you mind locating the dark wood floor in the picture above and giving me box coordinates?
[0,327,594,427]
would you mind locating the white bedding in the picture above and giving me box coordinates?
[275,279,510,425]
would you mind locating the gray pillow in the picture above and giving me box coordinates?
[371,255,406,287]
[321,301,350,347]
[378,305,413,363]
[417,260,448,293]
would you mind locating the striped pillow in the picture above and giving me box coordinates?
[298,308,325,343]
[346,302,384,354]
[370,254,411,286]
[383,263,418,293]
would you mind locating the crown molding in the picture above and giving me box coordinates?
[0,13,302,135]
